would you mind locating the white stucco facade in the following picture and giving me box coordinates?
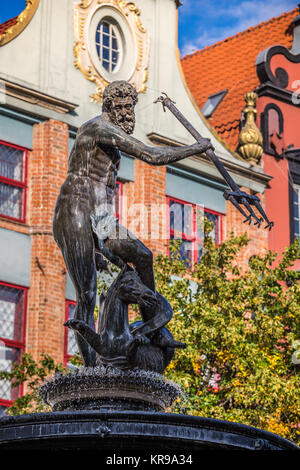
[0,0,269,193]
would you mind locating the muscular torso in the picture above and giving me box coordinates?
[58,118,120,213]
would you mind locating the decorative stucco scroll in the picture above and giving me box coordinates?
[0,0,40,47]
[73,0,150,103]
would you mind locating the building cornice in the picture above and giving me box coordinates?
[0,78,78,114]
[147,132,184,147]
[285,147,300,161]
[256,81,300,106]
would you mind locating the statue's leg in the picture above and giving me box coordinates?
[104,223,155,321]
[53,210,97,367]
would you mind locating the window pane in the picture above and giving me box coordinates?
[102,46,109,61]
[0,144,24,182]
[0,284,24,342]
[295,219,299,237]
[179,240,193,267]
[268,108,280,136]
[102,33,110,48]
[170,200,193,237]
[112,37,118,50]
[0,182,23,219]
[0,344,20,401]
[96,19,121,73]
[197,241,204,263]
[170,234,193,268]
[294,200,299,219]
[102,60,109,71]
[112,50,118,64]
[196,209,220,261]
[0,406,7,416]
[95,29,100,45]
[201,91,227,118]
[183,204,193,236]
[101,22,109,34]
[293,185,300,240]
[114,182,121,221]
[196,206,205,240]
[170,200,180,233]
[67,304,79,357]
[205,211,219,242]
[196,207,220,243]
[293,188,298,204]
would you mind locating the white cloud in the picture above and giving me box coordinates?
[179,0,297,55]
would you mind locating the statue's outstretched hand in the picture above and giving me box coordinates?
[194,138,214,154]
[64,318,86,332]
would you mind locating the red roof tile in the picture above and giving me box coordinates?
[181,8,299,151]
[0,16,18,35]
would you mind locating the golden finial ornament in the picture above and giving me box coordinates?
[238,92,263,165]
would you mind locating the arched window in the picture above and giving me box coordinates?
[260,103,284,157]
[95,18,122,73]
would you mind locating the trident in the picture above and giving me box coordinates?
[155,93,274,230]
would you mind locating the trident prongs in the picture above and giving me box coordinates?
[155,93,274,231]
[264,220,274,231]
[154,93,175,112]
[251,199,274,231]
[240,197,262,227]
[224,189,264,227]
[243,215,252,225]
[224,190,252,224]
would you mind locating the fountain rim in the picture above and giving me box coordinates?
[0,410,298,451]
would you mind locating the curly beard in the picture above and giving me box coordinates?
[110,111,135,135]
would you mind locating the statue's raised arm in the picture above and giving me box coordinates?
[80,94,214,166]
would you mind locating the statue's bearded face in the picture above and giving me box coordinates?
[109,96,136,134]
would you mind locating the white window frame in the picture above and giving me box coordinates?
[95,19,123,74]
[293,184,300,241]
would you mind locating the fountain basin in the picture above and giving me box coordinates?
[0,410,298,451]
[39,366,182,412]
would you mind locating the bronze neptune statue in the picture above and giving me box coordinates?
[53,80,213,370]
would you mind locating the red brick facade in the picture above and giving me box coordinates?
[26,120,69,363]
[125,160,167,255]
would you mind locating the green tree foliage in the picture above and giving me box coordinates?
[0,353,82,415]
[157,222,300,445]
[0,353,64,415]
[1,222,299,444]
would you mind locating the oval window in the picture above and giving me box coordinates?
[95,18,122,73]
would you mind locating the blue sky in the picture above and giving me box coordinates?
[0,0,297,57]
[0,0,26,23]
[178,0,297,56]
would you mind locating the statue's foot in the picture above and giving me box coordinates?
[168,339,187,349]
[158,337,186,349]
[152,330,186,349]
